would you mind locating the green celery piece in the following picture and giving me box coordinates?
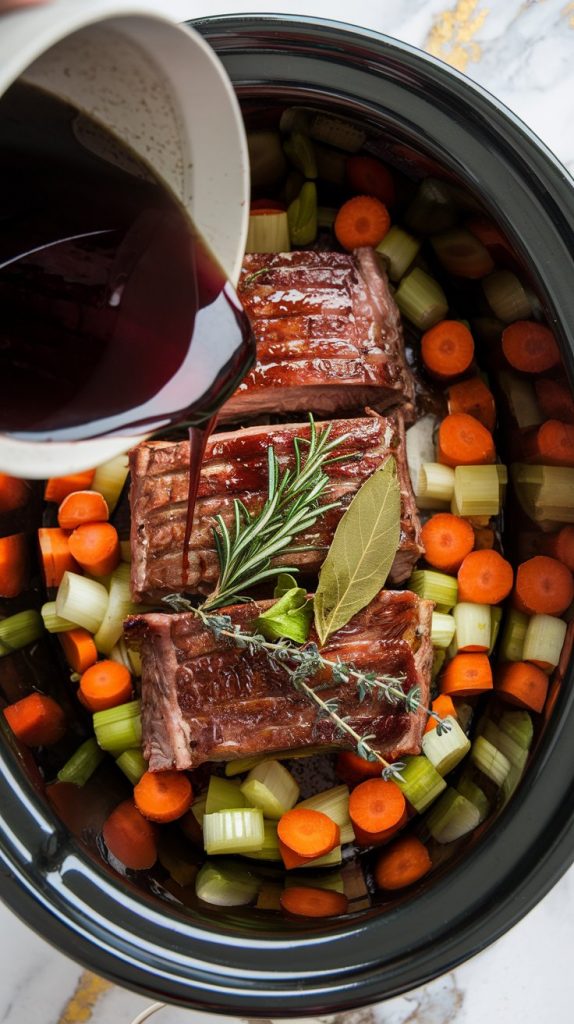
[57,737,105,786]
[115,748,147,785]
[206,776,246,814]
[396,755,446,812]
[288,181,317,245]
[498,710,533,751]
[196,859,259,907]
[283,131,317,178]
[256,587,313,643]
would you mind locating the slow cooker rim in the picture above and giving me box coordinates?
[1,14,574,1015]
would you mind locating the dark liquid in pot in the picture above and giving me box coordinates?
[0,82,254,553]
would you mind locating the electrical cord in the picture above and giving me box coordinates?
[129,1001,167,1023]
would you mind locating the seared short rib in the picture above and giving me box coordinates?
[219,248,414,422]
[125,590,433,772]
[129,413,423,603]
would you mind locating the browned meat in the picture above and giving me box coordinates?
[129,413,423,603]
[220,248,415,422]
[125,589,433,772]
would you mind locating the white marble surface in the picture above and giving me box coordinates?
[2,1,574,1022]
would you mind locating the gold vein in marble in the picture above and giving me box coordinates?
[563,1,574,28]
[425,0,490,71]
[58,971,112,1024]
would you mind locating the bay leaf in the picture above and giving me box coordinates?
[313,457,400,645]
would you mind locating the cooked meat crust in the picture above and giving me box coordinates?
[125,589,433,772]
[129,412,423,603]
[220,248,415,422]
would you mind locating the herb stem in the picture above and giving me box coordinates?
[183,606,448,781]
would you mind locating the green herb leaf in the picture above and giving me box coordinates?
[256,587,313,644]
[314,457,400,645]
[274,573,299,598]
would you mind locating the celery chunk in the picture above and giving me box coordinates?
[422,716,470,776]
[203,809,264,855]
[196,860,259,907]
[396,755,446,812]
[426,788,480,843]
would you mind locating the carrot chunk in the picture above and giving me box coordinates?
[440,653,493,697]
[349,779,405,835]
[277,808,339,859]
[447,376,496,432]
[496,661,549,713]
[514,555,574,616]
[424,694,457,733]
[278,838,319,870]
[421,513,474,573]
[346,155,395,205]
[535,379,574,425]
[59,628,98,674]
[0,474,30,513]
[543,526,574,571]
[437,413,495,467]
[68,522,120,577]
[134,770,193,823]
[102,799,158,870]
[523,420,574,467]
[334,195,391,250]
[457,549,514,604]
[280,886,348,919]
[44,470,96,504]
[374,835,432,891]
[3,692,66,746]
[353,806,408,847]
[0,533,28,598]
[421,320,474,379]
[335,750,383,787]
[38,528,78,588]
[58,490,109,530]
[79,660,133,713]
[502,321,561,374]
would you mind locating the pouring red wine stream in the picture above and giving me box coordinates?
[0,81,255,572]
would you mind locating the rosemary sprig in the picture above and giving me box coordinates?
[201,417,350,611]
[172,605,449,781]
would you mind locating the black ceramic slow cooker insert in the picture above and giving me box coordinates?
[1,14,574,1016]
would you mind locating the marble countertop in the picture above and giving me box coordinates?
[2,1,574,1022]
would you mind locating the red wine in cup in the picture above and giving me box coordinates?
[0,82,255,570]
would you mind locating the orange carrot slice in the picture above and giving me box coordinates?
[334,195,391,250]
[277,808,339,859]
[502,321,561,374]
[421,513,475,573]
[349,778,405,835]
[457,549,514,604]
[3,693,66,747]
[280,886,349,918]
[68,522,120,577]
[346,155,395,205]
[440,653,493,697]
[421,320,474,379]
[79,660,133,713]
[59,629,98,674]
[437,413,495,467]
[38,528,78,588]
[514,555,574,616]
[102,799,158,870]
[496,661,549,713]
[447,376,496,432]
[374,835,432,890]
[134,770,193,823]
[58,490,109,530]
[44,470,96,504]
[0,533,28,598]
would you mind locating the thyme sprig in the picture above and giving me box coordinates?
[201,417,350,611]
[162,600,449,781]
